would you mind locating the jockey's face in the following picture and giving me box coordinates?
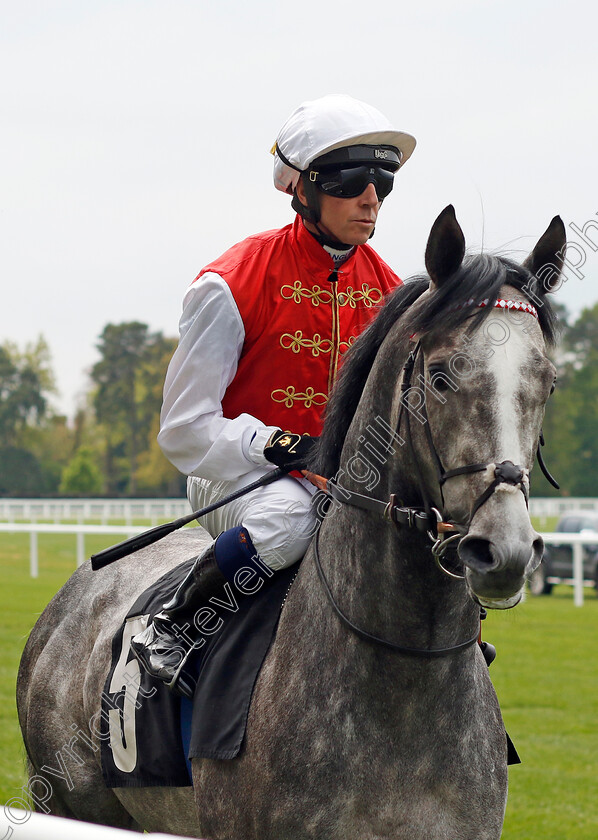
[296,180,382,246]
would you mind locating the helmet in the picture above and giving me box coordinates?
[272,95,416,237]
[272,94,416,195]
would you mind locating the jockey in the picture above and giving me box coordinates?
[131,94,416,697]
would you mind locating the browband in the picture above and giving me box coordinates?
[461,298,539,319]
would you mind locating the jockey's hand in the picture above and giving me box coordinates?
[263,431,319,472]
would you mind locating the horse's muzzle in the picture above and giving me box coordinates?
[458,531,544,609]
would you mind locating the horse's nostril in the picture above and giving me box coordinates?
[528,536,545,573]
[459,537,497,572]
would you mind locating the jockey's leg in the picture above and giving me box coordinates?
[131,469,316,698]
[186,468,317,571]
[131,526,256,698]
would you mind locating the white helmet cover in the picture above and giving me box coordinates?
[273,94,416,195]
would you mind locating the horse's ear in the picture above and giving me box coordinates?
[425,205,466,288]
[522,216,566,293]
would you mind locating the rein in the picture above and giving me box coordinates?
[307,297,558,657]
[312,517,480,657]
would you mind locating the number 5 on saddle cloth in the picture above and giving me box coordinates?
[100,557,297,788]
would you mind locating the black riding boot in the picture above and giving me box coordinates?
[130,540,228,699]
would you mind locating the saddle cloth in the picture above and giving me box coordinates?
[100,558,297,788]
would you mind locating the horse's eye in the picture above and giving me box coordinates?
[429,367,451,392]
[550,378,557,395]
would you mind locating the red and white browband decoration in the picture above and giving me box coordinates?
[410,297,539,343]
[470,298,539,319]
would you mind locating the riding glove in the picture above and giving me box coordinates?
[263,430,318,472]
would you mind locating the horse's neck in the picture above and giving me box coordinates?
[290,337,479,677]
[308,501,476,656]
[301,388,479,662]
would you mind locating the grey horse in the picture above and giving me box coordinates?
[17,206,565,839]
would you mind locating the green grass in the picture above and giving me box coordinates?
[485,589,598,839]
[1,529,597,838]
[0,532,112,806]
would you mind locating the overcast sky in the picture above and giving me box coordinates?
[3,0,597,418]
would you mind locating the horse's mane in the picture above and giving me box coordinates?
[312,254,559,478]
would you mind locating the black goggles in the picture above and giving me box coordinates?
[311,165,395,199]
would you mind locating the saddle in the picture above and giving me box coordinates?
[100,559,297,788]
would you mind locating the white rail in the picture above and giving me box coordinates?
[2,808,198,839]
[0,523,140,576]
[0,497,596,524]
[540,532,598,607]
[0,498,190,525]
[530,497,598,518]
[1,523,595,606]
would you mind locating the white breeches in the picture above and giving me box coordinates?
[187,467,317,571]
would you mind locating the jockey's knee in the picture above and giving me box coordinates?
[185,470,317,573]
[245,497,317,572]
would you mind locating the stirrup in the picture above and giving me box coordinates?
[130,618,200,699]
[163,652,199,699]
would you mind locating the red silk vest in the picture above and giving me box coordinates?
[195,216,401,436]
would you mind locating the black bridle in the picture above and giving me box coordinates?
[398,339,531,534]
[312,303,559,657]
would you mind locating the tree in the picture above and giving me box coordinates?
[0,337,54,447]
[534,299,598,496]
[22,414,77,495]
[135,415,187,496]
[0,337,64,495]
[91,323,176,495]
[60,447,104,496]
[0,447,44,496]
[564,302,598,365]
[560,304,598,495]
[567,362,598,495]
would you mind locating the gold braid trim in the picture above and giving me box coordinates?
[271,386,328,409]
[280,331,333,356]
[280,332,356,356]
[280,281,383,307]
[280,282,333,306]
[337,285,384,308]
[340,335,356,354]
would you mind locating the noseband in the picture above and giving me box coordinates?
[310,298,558,656]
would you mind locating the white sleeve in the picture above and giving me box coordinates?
[157,272,280,481]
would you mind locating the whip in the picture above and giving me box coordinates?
[90,467,287,570]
